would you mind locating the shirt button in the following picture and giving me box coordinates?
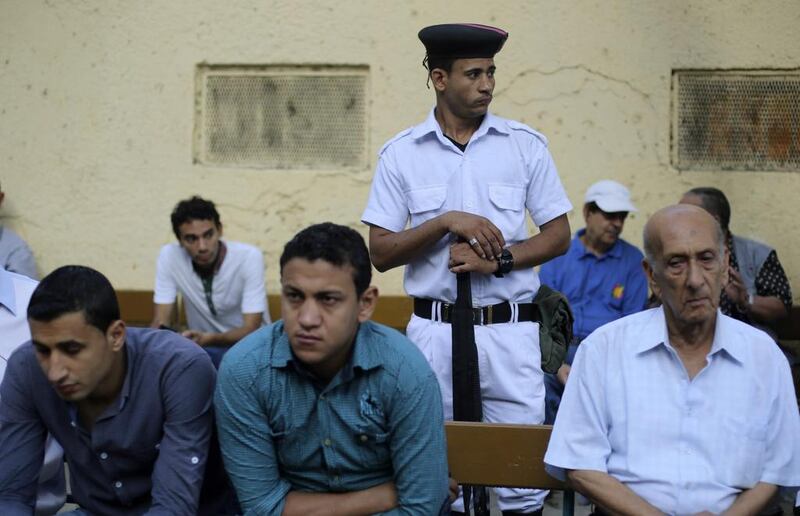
[323,438,332,447]
[190,456,199,465]
[114,481,123,489]
[359,435,368,442]
[100,452,108,460]
[70,421,77,428]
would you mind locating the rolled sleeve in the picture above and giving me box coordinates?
[386,369,449,514]
[146,353,217,515]
[361,152,410,233]
[215,345,291,515]
[0,351,46,514]
[544,338,612,480]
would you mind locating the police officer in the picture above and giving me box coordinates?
[362,23,572,515]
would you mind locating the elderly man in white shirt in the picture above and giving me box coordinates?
[545,204,800,516]
[0,268,65,515]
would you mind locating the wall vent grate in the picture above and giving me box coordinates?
[672,70,800,171]
[195,65,369,169]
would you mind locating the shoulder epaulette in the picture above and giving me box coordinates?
[506,120,549,146]
[378,127,414,156]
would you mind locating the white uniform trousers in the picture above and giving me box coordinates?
[407,314,547,513]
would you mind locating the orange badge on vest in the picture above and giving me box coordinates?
[612,283,625,300]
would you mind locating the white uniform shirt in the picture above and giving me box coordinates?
[545,307,800,515]
[154,240,269,333]
[362,109,572,306]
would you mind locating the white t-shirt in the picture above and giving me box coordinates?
[154,240,269,333]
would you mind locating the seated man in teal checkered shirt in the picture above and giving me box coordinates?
[215,222,450,515]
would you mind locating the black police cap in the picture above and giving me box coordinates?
[418,23,508,59]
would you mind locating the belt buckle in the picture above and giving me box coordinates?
[486,304,493,325]
[442,303,450,323]
[472,307,482,325]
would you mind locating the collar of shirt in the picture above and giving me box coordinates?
[409,108,511,147]
[192,240,228,279]
[67,342,134,426]
[632,307,746,365]
[0,269,18,315]
[573,229,623,261]
[269,322,384,380]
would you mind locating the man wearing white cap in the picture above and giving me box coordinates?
[539,180,647,423]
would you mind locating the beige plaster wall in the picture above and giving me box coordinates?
[1,0,799,297]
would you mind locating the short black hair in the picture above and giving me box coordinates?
[28,265,120,333]
[279,223,372,296]
[423,55,456,75]
[685,187,731,232]
[170,196,221,240]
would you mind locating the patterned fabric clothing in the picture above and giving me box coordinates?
[720,233,793,320]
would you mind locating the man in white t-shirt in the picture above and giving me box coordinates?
[151,196,269,365]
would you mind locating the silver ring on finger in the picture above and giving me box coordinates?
[468,237,479,246]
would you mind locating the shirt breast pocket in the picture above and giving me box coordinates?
[488,183,526,239]
[354,425,391,467]
[407,186,447,225]
[271,428,308,470]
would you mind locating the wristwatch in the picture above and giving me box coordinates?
[493,249,514,278]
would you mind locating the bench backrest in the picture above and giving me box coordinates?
[115,290,412,331]
[445,421,564,489]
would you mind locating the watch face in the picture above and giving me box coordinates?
[499,249,513,273]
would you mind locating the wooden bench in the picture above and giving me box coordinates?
[115,290,412,332]
[446,421,575,515]
[116,289,800,342]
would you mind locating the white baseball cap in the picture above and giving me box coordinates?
[584,180,637,213]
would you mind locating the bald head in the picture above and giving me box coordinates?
[643,204,724,267]
[643,204,729,331]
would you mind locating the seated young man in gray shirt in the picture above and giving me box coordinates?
[0,265,236,515]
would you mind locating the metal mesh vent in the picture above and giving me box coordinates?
[195,66,368,169]
[673,70,800,171]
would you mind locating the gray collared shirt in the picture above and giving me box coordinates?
[0,327,233,515]
[0,225,37,280]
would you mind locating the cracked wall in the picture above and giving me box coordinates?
[1,0,799,300]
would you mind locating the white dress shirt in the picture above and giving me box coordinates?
[362,109,572,305]
[545,307,800,515]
